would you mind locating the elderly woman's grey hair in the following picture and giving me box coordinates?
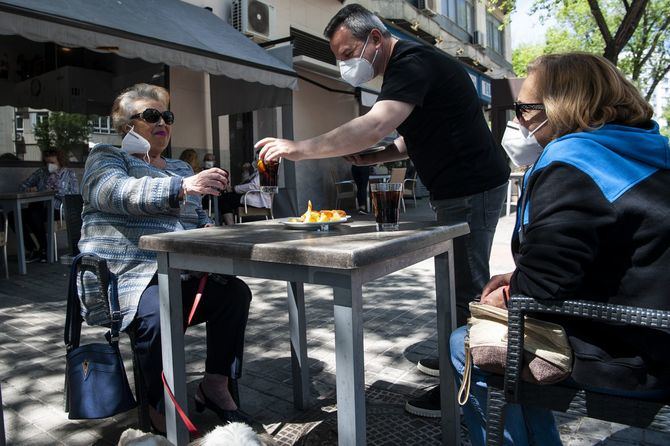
[111,83,170,134]
[324,4,391,40]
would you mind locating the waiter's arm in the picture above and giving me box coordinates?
[256,100,414,161]
[344,136,408,166]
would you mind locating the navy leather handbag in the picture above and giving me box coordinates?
[64,253,136,419]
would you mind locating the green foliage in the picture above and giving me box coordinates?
[661,104,670,137]
[512,43,544,76]
[526,0,670,100]
[33,112,90,154]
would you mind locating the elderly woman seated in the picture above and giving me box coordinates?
[79,83,252,431]
[451,53,670,445]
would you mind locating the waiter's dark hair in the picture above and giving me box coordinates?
[324,4,391,40]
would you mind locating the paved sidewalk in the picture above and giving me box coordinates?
[0,199,668,445]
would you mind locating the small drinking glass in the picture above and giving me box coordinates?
[257,158,280,194]
[370,182,403,231]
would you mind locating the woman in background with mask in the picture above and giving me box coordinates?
[13,148,78,262]
[452,53,670,446]
[203,152,216,169]
[79,83,252,431]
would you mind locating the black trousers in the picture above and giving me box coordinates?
[129,274,252,408]
[351,165,371,208]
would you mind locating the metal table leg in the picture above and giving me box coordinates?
[158,252,189,446]
[287,281,310,409]
[46,197,54,264]
[13,201,26,275]
[435,243,460,445]
[333,276,366,446]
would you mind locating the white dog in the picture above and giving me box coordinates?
[118,423,276,446]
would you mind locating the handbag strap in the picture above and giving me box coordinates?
[64,253,120,351]
[457,333,472,406]
[160,273,208,439]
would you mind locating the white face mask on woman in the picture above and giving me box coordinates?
[47,163,58,173]
[122,125,151,162]
[339,34,378,87]
[204,160,215,169]
[501,120,548,167]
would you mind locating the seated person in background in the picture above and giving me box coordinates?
[451,52,670,446]
[351,164,371,214]
[179,148,202,173]
[79,83,252,431]
[11,149,78,262]
[218,162,271,225]
[203,152,217,169]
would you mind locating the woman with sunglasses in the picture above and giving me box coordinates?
[79,83,252,432]
[450,53,670,445]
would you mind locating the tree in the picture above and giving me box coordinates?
[33,112,90,158]
[512,43,544,77]
[518,0,670,100]
[661,103,670,137]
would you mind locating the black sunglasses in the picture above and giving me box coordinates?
[513,102,545,120]
[130,108,175,125]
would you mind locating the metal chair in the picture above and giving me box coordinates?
[402,173,418,212]
[60,194,152,431]
[484,295,670,446]
[389,167,407,185]
[0,211,8,279]
[332,170,358,209]
[236,190,273,223]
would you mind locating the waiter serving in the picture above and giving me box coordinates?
[255,3,510,418]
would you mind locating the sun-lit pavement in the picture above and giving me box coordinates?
[1,198,667,445]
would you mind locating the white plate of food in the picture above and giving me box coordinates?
[279,201,350,230]
[279,215,351,230]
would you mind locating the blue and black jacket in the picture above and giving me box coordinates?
[510,121,670,393]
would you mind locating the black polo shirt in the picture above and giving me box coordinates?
[377,40,509,199]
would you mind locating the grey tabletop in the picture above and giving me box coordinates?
[139,220,469,269]
[0,190,56,200]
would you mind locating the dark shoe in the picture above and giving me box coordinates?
[39,251,48,263]
[417,357,440,377]
[195,383,251,425]
[405,385,441,418]
[357,208,369,215]
[25,250,41,264]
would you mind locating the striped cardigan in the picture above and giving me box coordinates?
[78,144,211,330]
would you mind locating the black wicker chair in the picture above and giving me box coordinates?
[485,295,670,446]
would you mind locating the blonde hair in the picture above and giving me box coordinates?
[111,83,170,134]
[179,149,201,173]
[527,53,653,138]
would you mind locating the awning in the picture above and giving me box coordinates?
[0,0,297,90]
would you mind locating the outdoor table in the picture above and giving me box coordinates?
[139,219,469,446]
[0,191,55,275]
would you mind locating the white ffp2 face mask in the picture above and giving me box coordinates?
[47,163,58,173]
[121,126,151,162]
[501,120,548,167]
[204,160,214,169]
[339,34,378,87]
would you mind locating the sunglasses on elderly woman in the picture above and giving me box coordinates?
[129,108,175,125]
[513,102,545,121]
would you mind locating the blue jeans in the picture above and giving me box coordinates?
[432,182,507,325]
[450,326,562,446]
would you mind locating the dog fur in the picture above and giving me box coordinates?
[118,423,277,446]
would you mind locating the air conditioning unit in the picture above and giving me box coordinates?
[231,0,275,42]
[417,0,438,16]
[472,30,485,48]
